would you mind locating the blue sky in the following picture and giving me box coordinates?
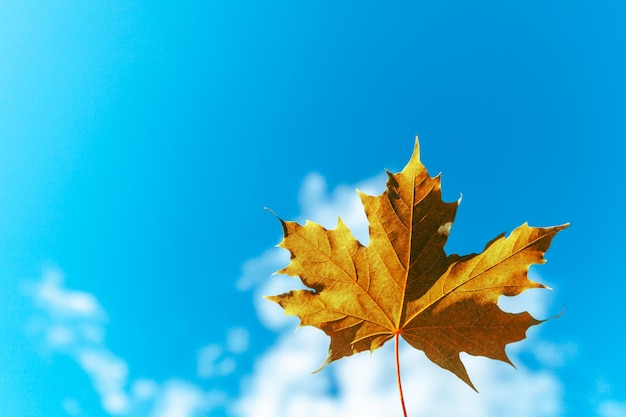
[1,1,625,416]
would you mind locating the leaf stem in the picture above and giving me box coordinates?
[395,332,408,417]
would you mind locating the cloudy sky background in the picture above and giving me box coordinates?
[1,1,625,417]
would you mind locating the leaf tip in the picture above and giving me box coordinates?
[264,207,289,237]
[461,372,479,393]
[557,222,571,231]
[407,136,422,166]
[263,206,277,217]
[263,294,277,303]
[505,357,518,371]
[312,354,333,374]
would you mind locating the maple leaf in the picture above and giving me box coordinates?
[266,137,567,391]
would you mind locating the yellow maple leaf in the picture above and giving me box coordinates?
[266,137,567,392]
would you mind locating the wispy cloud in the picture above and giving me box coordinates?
[599,400,626,417]
[235,172,570,417]
[226,327,250,354]
[33,269,104,319]
[29,269,106,350]
[235,326,564,417]
[77,349,130,414]
[296,172,386,244]
[28,269,133,415]
[196,327,250,379]
[147,380,226,417]
[26,269,235,417]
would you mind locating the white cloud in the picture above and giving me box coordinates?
[45,324,76,347]
[132,379,159,401]
[28,270,106,351]
[197,344,236,378]
[297,172,386,244]
[235,172,570,417]
[234,327,331,417]
[235,322,562,417]
[77,349,130,414]
[196,327,250,379]
[27,268,229,417]
[599,401,626,417]
[235,308,564,417]
[33,269,104,319]
[27,269,130,414]
[530,340,577,369]
[236,248,290,292]
[227,327,250,354]
[62,398,83,417]
[149,380,226,417]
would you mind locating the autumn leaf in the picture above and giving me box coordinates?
[266,137,567,392]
